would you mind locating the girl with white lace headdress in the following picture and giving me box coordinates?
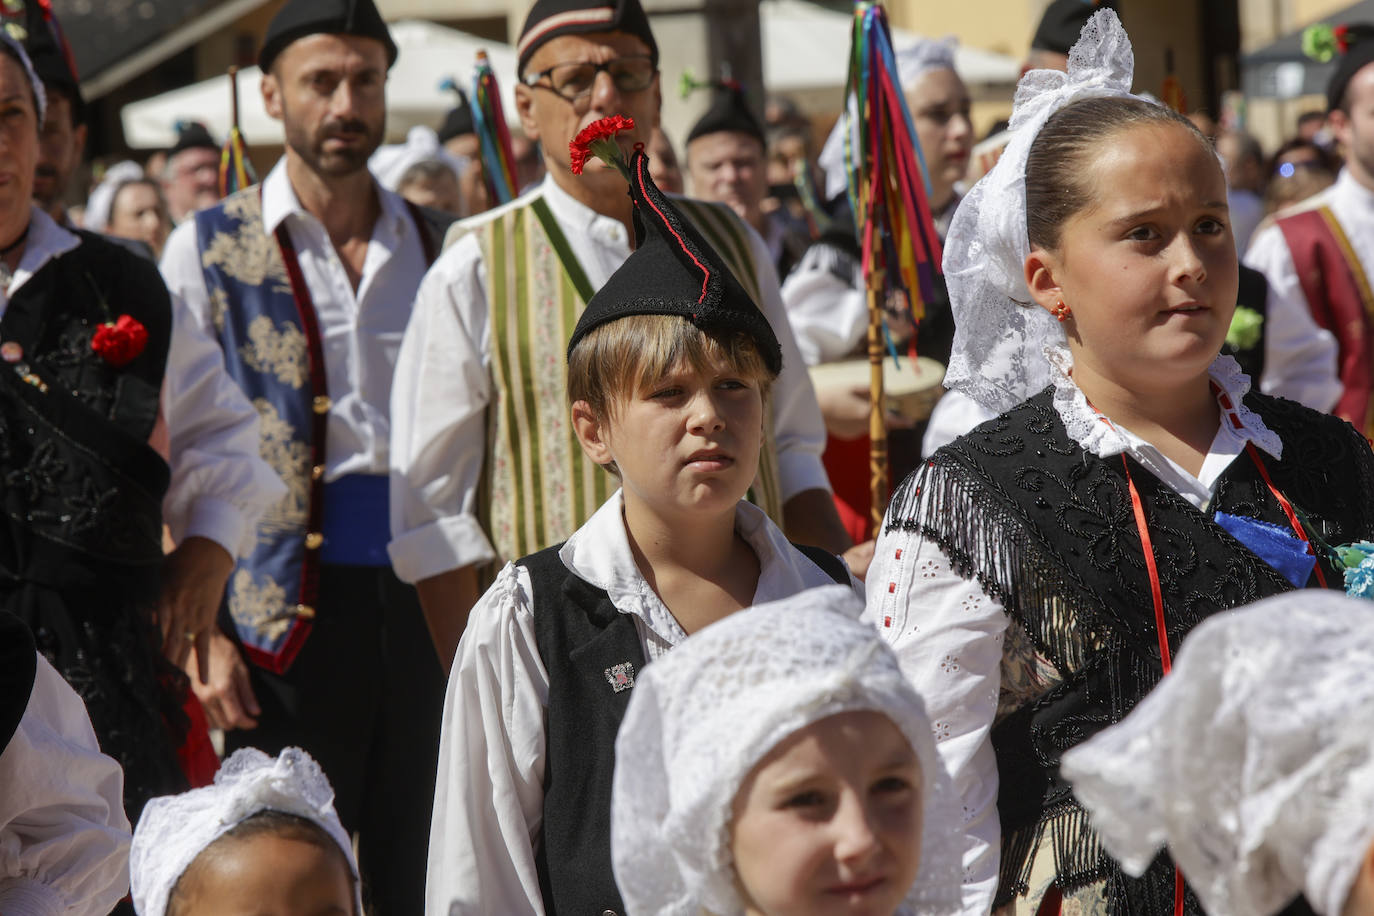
[129,747,361,916]
[864,9,1374,916]
[1061,592,1374,916]
[610,586,961,916]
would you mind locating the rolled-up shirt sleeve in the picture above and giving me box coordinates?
[0,655,131,916]
[864,517,1007,915]
[388,235,497,584]
[159,222,288,557]
[741,223,831,500]
[426,562,548,915]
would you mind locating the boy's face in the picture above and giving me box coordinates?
[575,354,764,522]
[729,711,924,916]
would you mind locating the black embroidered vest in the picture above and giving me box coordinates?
[520,541,848,914]
[887,388,1374,915]
[0,609,36,756]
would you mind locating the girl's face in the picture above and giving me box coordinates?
[177,833,356,916]
[1026,121,1237,396]
[730,711,923,916]
[907,68,972,208]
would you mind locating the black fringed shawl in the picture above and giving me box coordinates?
[886,388,1374,915]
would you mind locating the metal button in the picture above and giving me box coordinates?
[305,532,323,550]
[295,604,316,619]
[312,395,331,414]
[601,911,617,916]
[311,464,325,480]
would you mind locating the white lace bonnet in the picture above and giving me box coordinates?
[818,36,959,201]
[1060,593,1374,916]
[367,124,467,191]
[610,585,961,915]
[130,747,362,916]
[83,160,147,233]
[943,8,1143,413]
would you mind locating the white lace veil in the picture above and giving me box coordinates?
[83,160,146,232]
[610,586,961,915]
[1061,592,1374,916]
[942,8,1141,413]
[818,36,958,201]
[130,747,362,916]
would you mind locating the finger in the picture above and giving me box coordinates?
[194,632,211,684]
[232,663,262,723]
[217,682,254,731]
[198,692,227,732]
[167,621,193,670]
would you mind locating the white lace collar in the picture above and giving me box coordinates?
[1045,346,1283,461]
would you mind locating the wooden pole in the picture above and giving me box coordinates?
[228,65,240,128]
[867,257,888,533]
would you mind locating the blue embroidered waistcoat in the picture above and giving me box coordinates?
[194,189,325,673]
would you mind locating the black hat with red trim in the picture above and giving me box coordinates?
[566,145,781,374]
[517,0,658,76]
[4,0,84,123]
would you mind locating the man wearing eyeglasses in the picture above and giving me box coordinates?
[396,2,851,909]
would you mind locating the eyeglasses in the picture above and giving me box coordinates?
[522,55,655,100]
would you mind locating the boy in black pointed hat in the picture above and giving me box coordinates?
[685,80,808,280]
[426,130,858,914]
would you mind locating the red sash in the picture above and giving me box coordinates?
[1277,206,1374,434]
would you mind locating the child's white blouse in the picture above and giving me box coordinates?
[862,353,1283,915]
[426,490,861,916]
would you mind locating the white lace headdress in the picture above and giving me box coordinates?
[610,585,961,916]
[818,36,958,201]
[83,160,146,232]
[130,747,361,916]
[942,8,1141,413]
[1061,592,1374,916]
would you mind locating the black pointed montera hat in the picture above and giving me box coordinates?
[567,148,782,375]
[687,81,764,145]
[258,0,398,73]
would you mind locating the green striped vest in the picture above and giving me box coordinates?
[453,191,785,564]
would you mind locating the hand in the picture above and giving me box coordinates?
[842,539,876,581]
[815,381,912,441]
[156,536,235,678]
[184,630,260,731]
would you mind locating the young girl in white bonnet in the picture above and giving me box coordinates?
[1062,592,1374,916]
[129,747,361,916]
[865,8,1374,915]
[610,585,960,916]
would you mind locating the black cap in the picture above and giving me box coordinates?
[259,0,398,73]
[686,81,763,146]
[517,0,658,75]
[12,0,84,123]
[169,121,219,157]
[1327,24,1374,111]
[438,88,475,143]
[1032,0,1117,54]
[567,148,782,375]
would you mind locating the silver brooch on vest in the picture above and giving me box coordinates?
[603,662,635,693]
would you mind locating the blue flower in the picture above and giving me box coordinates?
[1345,555,1374,600]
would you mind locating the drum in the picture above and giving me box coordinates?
[808,356,946,423]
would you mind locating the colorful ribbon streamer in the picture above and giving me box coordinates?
[470,51,518,204]
[218,67,257,198]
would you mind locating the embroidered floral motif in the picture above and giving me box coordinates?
[7,439,65,502]
[207,286,230,334]
[64,477,118,533]
[239,315,308,388]
[226,569,293,642]
[201,194,290,292]
[252,399,310,534]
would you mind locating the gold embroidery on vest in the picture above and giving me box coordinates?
[239,314,308,388]
[252,397,310,534]
[208,286,230,335]
[227,568,293,641]
[201,193,290,291]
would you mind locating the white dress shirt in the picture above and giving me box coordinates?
[0,206,282,559]
[863,352,1283,915]
[425,491,860,915]
[0,654,131,916]
[162,159,429,485]
[388,176,831,584]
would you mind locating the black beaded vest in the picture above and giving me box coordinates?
[520,541,848,914]
[886,388,1374,915]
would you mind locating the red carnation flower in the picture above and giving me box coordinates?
[1337,24,1351,53]
[570,115,636,176]
[91,314,148,368]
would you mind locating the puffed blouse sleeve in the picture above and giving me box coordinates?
[0,654,131,916]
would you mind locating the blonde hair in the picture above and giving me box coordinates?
[568,314,774,422]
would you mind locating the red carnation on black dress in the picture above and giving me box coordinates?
[570,115,636,176]
[91,314,148,368]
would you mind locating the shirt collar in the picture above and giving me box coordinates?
[260,158,412,244]
[1045,345,1283,462]
[1335,167,1374,214]
[559,490,828,643]
[9,206,78,296]
[540,174,630,249]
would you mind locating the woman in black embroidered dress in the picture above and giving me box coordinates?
[865,11,1374,916]
[0,35,186,827]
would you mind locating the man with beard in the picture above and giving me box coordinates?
[158,0,452,911]
[22,6,85,226]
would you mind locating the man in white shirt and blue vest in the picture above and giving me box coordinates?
[390,0,853,672]
[158,0,452,911]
